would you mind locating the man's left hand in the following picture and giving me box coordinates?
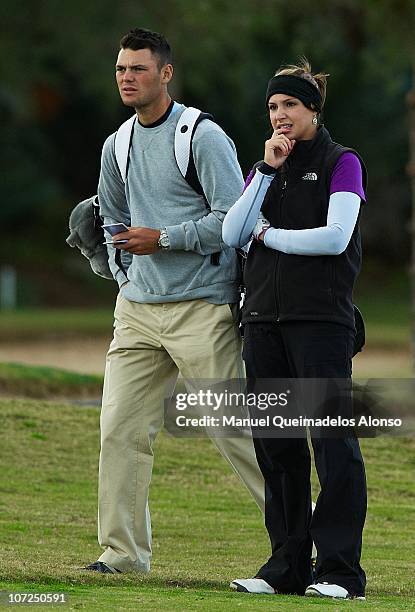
[112,227,161,255]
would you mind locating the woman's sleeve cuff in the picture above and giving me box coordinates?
[257,161,278,176]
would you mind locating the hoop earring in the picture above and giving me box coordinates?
[312,115,318,125]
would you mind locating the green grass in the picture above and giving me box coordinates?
[0,263,412,350]
[354,265,411,350]
[357,298,410,350]
[0,299,410,351]
[0,309,113,341]
[0,363,102,399]
[0,398,414,610]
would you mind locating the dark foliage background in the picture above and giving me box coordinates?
[1,0,413,305]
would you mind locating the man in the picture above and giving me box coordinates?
[84,28,265,574]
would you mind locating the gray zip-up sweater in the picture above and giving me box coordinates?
[98,103,243,304]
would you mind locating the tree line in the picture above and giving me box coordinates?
[1,0,414,305]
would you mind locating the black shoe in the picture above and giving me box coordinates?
[83,561,121,574]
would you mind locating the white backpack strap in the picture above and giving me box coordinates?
[114,114,137,182]
[174,107,202,178]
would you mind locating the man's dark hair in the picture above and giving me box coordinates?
[120,28,172,68]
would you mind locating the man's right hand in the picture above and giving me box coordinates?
[112,227,161,255]
[264,130,295,169]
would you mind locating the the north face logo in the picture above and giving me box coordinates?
[302,172,318,181]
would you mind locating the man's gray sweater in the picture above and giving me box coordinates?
[98,103,244,304]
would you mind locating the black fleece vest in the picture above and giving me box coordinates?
[242,127,367,330]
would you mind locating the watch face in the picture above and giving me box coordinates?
[159,231,170,248]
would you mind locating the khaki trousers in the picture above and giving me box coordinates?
[98,294,265,572]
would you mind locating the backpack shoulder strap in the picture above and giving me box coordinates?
[114,107,215,192]
[114,115,137,182]
[175,106,220,266]
[112,106,220,266]
[174,106,214,198]
[175,107,202,177]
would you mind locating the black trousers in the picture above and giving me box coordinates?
[243,321,367,596]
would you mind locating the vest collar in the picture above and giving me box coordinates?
[286,126,332,165]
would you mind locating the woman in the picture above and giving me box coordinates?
[222,60,367,600]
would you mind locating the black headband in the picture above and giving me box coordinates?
[266,74,322,112]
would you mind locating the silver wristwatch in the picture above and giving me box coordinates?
[157,228,170,250]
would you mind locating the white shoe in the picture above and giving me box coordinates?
[230,578,276,594]
[305,582,365,600]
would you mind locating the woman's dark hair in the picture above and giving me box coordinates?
[119,28,172,68]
